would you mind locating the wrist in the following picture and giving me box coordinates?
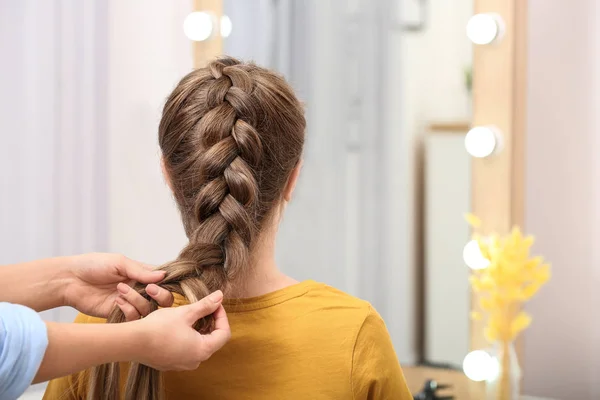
[54,256,79,308]
[127,319,152,364]
[29,256,73,309]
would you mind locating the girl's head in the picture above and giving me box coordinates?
[89,57,305,400]
[158,56,305,295]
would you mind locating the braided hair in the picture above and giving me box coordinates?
[87,57,306,400]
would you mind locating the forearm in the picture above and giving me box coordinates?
[0,257,71,311]
[34,320,146,383]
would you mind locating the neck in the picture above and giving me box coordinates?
[225,233,297,299]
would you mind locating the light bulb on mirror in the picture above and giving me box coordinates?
[183,12,214,41]
[220,15,232,38]
[463,240,490,270]
[463,350,499,382]
[465,126,502,158]
[466,13,504,45]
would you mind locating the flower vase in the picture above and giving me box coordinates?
[486,341,521,400]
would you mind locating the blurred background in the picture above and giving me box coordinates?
[1,0,599,399]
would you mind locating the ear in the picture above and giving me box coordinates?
[283,160,303,202]
[161,156,174,191]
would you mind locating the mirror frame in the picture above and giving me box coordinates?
[192,0,224,68]
[470,0,527,353]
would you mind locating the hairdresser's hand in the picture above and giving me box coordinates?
[115,283,175,321]
[134,290,231,371]
[62,253,166,318]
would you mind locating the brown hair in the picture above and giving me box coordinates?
[87,56,305,400]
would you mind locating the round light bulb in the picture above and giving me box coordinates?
[220,15,232,38]
[466,13,503,45]
[463,240,490,270]
[463,350,499,381]
[465,126,501,158]
[183,12,214,41]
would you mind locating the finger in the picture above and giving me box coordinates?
[118,256,165,284]
[146,284,174,308]
[184,290,223,324]
[200,305,231,353]
[115,296,141,322]
[212,303,230,333]
[117,283,153,316]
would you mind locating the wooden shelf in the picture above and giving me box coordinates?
[428,121,471,133]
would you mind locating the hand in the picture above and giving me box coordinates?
[63,253,166,318]
[115,282,175,321]
[133,290,231,371]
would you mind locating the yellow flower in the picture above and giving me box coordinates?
[466,215,550,343]
[510,312,532,340]
[485,324,499,343]
[465,213,482,228]
[469,275,482,292]
[521,282,540,299]
[534,264,551,284]
[479,275,495,291]
[479,297,493,311]
[470,311,482,321]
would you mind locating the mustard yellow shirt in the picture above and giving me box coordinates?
[44,281,412,400]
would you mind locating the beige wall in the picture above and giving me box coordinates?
[524,1,600,398]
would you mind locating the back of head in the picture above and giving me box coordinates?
[88,57,306,400]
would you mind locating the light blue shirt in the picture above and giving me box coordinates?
[0,303,48,400]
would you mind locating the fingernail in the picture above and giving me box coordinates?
[208,290,223,302]
[153,270,166,276]
[117,283,130,294]
[115,297,125,305]
[147,284,159,296]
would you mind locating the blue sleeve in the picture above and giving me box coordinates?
[0,303,48,400]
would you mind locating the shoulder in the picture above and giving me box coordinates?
[305,283,373,314]
[355,305,389,341]
[295,287,412,399]
[298,283,375,335]
[350,306,413,399]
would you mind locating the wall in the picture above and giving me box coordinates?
[106,0,193,264]
[524,0,600,398]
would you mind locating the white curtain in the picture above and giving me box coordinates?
[1,1,192,397]
[0,0,108,323]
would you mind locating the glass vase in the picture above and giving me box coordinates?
[485,341,522,400]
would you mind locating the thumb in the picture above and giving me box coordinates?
[120,257,165,284]
[184,291,223,324]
